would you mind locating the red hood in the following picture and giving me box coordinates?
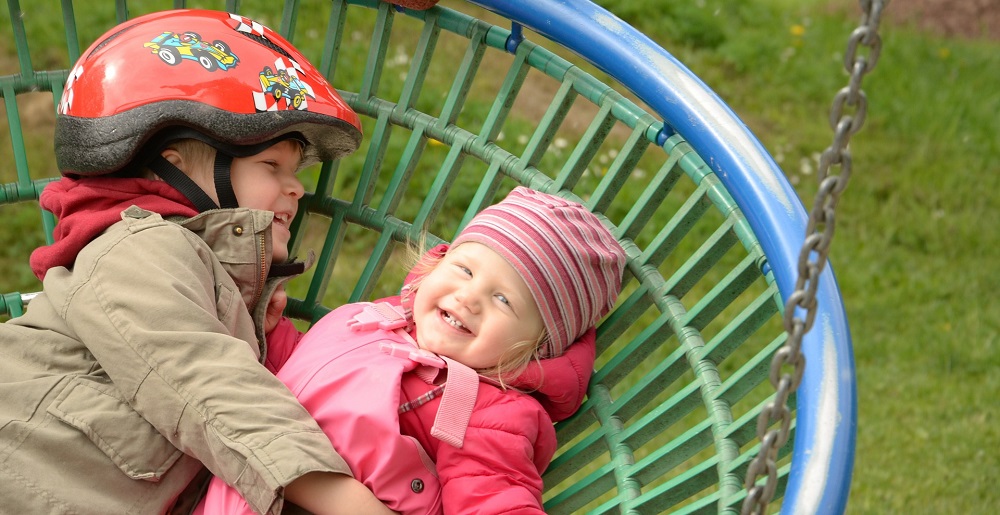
[401,243,596,422]
[30,177,198,280]
[509,326,596,422]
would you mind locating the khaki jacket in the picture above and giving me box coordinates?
[0,206,350,515]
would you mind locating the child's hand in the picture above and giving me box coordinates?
[285,472,396,514]
[265,287,288,334]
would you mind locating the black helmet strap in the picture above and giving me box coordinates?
[141,128,306,213]
[212,153,239,209]
[148,155,221,213]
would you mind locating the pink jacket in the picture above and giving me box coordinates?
[199,295,596,514]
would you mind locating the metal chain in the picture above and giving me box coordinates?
[741,1,887,513]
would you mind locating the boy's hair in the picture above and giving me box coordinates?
[160,137,304,170]
[109,139,215,179]
[164,139,217,170]
[127,138,304,186]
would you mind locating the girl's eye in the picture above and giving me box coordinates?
[495,294,511,306]
[453,263,472,276]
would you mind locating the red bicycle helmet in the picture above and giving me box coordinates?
[55,9,362,209]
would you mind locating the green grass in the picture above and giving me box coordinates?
[2,0,998,512]
[597,0,999,508]
[678,3,1000,513]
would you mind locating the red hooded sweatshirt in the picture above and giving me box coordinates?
[30,177,198,280]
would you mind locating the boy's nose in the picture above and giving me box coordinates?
[286,175,305,198]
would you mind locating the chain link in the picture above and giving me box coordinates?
[741,1,887,513]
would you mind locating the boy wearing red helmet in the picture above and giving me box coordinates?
[0,10,390,515]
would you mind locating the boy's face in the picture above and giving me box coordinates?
[411,242,545,370]
[182,140,304,263]
[229,140,304,263]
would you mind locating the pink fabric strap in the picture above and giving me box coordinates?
[348,302,411,332]
[429,356,478,448]
[358,302,479,448]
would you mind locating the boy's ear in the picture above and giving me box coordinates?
[160,148,185,169]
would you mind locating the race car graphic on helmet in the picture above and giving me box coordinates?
[256,61,314,111]
[143,30,240,71]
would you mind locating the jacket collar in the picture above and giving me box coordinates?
[176,207,276,314]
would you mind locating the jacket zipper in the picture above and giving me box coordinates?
[251,232,267,310]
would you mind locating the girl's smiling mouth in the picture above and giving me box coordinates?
[440,309,472,334]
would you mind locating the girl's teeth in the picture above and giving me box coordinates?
[443,311,465,329]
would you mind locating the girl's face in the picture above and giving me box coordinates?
[181,140,304,263]
[412,242,545,370]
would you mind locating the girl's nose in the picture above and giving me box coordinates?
[453,285,482,314]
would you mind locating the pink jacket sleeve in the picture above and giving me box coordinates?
[435,394,556,515]
[263,316,303,374]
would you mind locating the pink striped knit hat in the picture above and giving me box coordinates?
[451,187,626,358]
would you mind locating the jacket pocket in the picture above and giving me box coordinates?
[47,376,183,481]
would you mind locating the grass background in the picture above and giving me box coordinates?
[591,0,1000,511]
[1,0,998,512]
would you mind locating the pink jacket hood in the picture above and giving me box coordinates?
[402,243,596,423]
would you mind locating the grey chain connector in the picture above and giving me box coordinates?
[741,1,887,513]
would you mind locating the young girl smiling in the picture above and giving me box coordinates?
[200,186,627,514]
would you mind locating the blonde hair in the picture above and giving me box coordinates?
[403,237,547,389]
[134,138,216,180]
[166,138,217,165]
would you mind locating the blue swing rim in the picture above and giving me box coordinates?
[465,1,857,512]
